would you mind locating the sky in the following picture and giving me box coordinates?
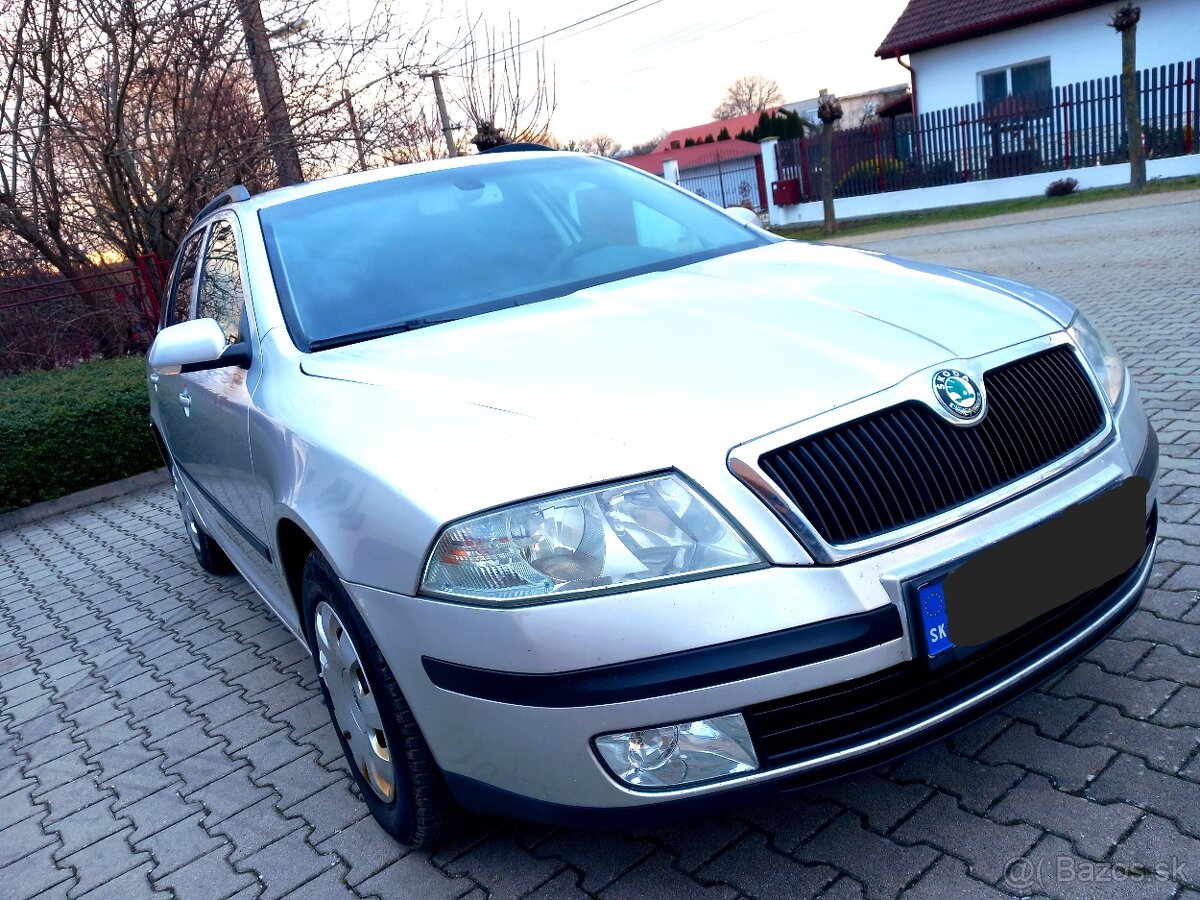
[427,0,914,148]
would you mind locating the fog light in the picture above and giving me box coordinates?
[594,713,759,789]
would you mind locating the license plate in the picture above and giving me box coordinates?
[916,580,955,657]
[912,476,1148,659]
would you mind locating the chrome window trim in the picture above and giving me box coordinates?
[727,332,1115,564]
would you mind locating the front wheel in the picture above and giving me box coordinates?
[302,550,455,847]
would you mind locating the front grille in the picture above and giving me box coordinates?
[744,511,1154,770]
[759,346,1105,546]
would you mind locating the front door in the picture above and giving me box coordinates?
[171,218,270,565]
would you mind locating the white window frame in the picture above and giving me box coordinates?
[977,57,1052,104]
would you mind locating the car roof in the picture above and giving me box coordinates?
[224,150,597,219]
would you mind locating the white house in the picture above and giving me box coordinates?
[876,0,1200,114]
[783,84,910,128]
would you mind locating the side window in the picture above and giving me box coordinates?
[167,232,204,327]
[196,221,245,345]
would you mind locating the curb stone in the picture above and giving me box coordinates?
[0,467,170,533]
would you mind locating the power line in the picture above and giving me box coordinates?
[447,0,670,71]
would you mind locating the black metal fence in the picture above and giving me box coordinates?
[775,58,1198,203]
[0,255,168,374]
[677,153,768,210]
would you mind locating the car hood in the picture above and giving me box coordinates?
[300,240,1063,449]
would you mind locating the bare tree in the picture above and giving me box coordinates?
[627,129,668,156]
[0,0,555,322]
[1110,3,1145,193]
[712,75,783,119]
[452,13,556,147]
[817,91,843,236]
[575,133,622,157]
[0,0,456,275]
[0,0,277,272]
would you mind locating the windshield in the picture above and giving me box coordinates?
[258,155,772,350]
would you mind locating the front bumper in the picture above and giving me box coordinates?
[347,388,1157,822]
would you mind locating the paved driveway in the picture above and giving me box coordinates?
[2,198,1199,900]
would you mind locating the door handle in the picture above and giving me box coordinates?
[178,389,191,416]
[149,372,159,384]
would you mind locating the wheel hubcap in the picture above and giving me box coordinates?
[314,601,395,803]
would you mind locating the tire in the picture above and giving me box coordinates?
[302,550,455,847]
[169,463,234,575]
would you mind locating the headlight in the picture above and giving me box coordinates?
[420,473,762,604]
[1067,313,1125,407]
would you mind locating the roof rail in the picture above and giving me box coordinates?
[193,185,251,223]
[480,142,555,154]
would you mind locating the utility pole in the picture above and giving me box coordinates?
[422,71,458,158]
[238,0,305,186]
[343,89,368,172]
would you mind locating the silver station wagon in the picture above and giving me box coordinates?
[147,148,1158,846]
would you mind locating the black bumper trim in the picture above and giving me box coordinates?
[1136,422,1159,486]
[441,538,1150,827]
[422,605,903,708]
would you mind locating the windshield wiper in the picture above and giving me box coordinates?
[308,316,459,351]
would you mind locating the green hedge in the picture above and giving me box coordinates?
[0,356,162,514]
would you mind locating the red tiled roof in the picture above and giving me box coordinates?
[877,0,1111,57]
[621,139,763,175]
[653,109,778,152]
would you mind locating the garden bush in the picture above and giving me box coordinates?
[0,356,161,513]
[1045,177,1080,197]
[836,158,906,197]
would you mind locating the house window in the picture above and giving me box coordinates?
[980,59,1052,110]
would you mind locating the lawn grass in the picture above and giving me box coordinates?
[771,174,1200,241]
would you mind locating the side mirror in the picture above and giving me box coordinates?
[725,206,760,227]
[149,318,251,374]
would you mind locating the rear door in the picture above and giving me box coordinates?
[171,217,271,564]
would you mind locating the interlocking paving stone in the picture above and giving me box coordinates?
[1111,813,1200,891]
[442,835,565,900]
[796,812,940,900]
[314,815,403,887]
[696,831,838,897]
[154,846,259,900]
[979,721,1115,791]
[599,849,738,900]
[534,829,657,892]
[3,198,1199,898]
[1155,685,1200,727]
[355,851,476,900]
[891,743,1024,814]
[1066,702,1200,773]
[1001,690,1096,739]
[1018,833,1176,900]
[892,791,1039,882]
[59,828,151,899]
[1089,753,1200,838]
[1,842,74,898]
[1050,662,1179,719]
[208,797,305,863]
[807,773,933,834]
[897,856,1010,900]
[989,773,1142,862]
[231,828,345,900]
